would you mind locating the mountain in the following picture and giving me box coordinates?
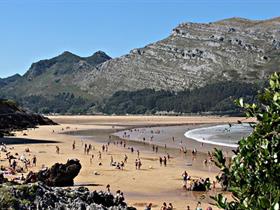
[0,51,111,113]
[91,17,279,95]
[0,17,279,114]
[0,74,21,88]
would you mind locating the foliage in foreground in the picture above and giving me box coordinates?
[213,72,280,210]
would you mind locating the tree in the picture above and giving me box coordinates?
[212,72,280,210]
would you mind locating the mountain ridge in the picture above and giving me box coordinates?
[0,17,279,114]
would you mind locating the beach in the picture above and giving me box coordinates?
[0,116,253,209]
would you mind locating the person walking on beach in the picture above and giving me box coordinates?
[32,155,36,167]
[72,141,75,150]
[56,146,60,154]
[137,150,140,157]
[159,157,163,166]
[110,156,114,166]
[135,159,138,169]
[138,159,142,170]
[182,171,189,188]
[163,156,167,167]
[84,144,87,154]
[124,154,128,163]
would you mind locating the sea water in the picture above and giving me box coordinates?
[184,124,253,148]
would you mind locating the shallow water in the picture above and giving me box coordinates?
[184,124,253,148]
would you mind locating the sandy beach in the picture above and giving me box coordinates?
[0,116,253,209]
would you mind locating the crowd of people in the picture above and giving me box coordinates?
[144,202,213,210]
[0,143,37,183]
[0,125,219,210]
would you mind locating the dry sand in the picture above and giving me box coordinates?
[1,116,252,209]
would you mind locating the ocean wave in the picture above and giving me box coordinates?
[184,124,252,148]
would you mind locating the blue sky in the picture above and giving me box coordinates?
[0,0,279,78]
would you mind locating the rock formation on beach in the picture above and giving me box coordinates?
[25,159,82,187]
[0,160,135,209]
[0,17,279,113]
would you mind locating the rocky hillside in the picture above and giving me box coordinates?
[0,74,21,88]
[0,99,56,136]
[0,17,279,114]
[91,17,279,96]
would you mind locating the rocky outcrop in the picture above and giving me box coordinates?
[25,159,82,187]
[0,99,57,135]
[0,182,136,210]
[89,17,280,97]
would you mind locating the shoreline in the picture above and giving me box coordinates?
[111,123,236,156]
[184,126,238,148]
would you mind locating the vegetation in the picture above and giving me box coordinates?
[212,72,280,209]
[19,92,92,114]
[101,81,261,115]
[0,81,263,115]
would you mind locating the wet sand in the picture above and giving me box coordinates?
[112,124,235,156]
[0,116,252,209]
[0,137,58,145]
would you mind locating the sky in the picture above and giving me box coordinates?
[0,0,279,78]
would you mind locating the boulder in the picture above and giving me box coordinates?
[26,159,82,187]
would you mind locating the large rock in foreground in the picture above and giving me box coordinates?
[26,159,82,187]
